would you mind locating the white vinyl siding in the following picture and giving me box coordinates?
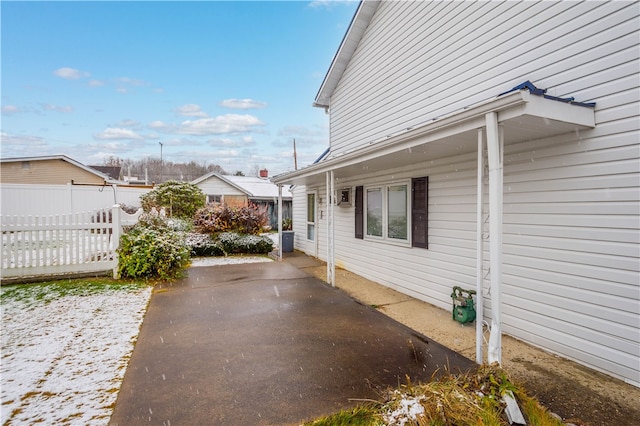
[328,1,638,158]
[196,180,244,197]
[305,0,640,384]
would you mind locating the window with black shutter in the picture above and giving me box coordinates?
[355,185,363,239]
[411,177,428,248]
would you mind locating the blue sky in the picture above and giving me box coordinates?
[1,0,358,175]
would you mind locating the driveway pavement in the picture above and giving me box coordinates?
[110,259,474,425]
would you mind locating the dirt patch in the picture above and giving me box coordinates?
[297,261,640,426]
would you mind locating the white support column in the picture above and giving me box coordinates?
[277,184,283,261]
[330,170,335,286]
[326,171,335,286]
[486,112,503,365]
[476,128,485,365]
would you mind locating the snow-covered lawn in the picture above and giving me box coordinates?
[0,256,272,425]
[1,282,152,425]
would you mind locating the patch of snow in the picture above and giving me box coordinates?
[383,392,426,426]
[1,285,151,425]
[190,256,273,267]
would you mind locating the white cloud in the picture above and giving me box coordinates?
[176,114,265,136]
[219,98,267,110]
[175,104,208,118]
[113,119,140,128]
[0,132,47,147]
[88,79,106,87]
[93,128,144,141]
[148,120,172,130]
[1,105,21,115]
[42,104,73,113]
[208,135,256,147]
[53,67,90,80]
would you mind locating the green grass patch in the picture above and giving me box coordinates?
[305,405,382,426]
[1,277,150,306]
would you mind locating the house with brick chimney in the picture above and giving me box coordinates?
[192,170,292,230]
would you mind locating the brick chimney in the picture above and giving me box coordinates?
[259,168,268,178]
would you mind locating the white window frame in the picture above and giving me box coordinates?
[363,181,411,245]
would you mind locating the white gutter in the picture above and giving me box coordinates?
[486,112,503,365]
[476,128,485,365]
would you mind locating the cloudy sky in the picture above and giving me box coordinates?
[1,0,358,175]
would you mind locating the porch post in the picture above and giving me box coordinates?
[486,112,503,365]
[277,184,283,261]
[326,171,335,286]
[476,128,485,365]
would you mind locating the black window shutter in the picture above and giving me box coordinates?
[411,177,428,248]
[355,186,363,239]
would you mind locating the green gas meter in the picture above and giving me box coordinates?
[451,286,477,324]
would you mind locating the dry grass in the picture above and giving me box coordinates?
[303,365,564,426]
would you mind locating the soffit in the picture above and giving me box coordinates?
[273,90,595,187]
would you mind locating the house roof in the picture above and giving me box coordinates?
[0,154,115,182]
[89,165,122,180]
[192,172,292,199]
[313,0,379,109]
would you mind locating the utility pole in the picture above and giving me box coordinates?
[159,141,163,183]
[293,139,298,170]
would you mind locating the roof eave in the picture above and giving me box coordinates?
[313,1,379,109]
[272,90,595,186]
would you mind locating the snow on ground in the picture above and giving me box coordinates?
[1,284,151,425]
[190,255,273,267]
[0,255,271,425]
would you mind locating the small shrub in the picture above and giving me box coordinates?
[237,234,274,254]
[167,217,193,232]
[140,180,205,219]
[117,217,190,280]
[185,232,224,256]
[217,232,273,255]
[194,203,268,235]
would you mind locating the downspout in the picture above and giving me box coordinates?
[277,184,283,261]
[476,128,484,365]
[486,112,503,365]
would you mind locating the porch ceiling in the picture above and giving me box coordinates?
[272,89,595,187]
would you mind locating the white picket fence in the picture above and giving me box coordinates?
[1,205,142,281]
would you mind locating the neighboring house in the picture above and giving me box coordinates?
[272,1,639,386]
[0,155,150,215]
[1,155,113,185]
[89,165,122,181]
[192,170,292,229]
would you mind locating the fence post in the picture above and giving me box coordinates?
[111,204,121,279]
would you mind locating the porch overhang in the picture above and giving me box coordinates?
[272,89,595,186]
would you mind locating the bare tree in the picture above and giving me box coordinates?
[107,157,227,184]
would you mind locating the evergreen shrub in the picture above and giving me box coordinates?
[117,212,190,279]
